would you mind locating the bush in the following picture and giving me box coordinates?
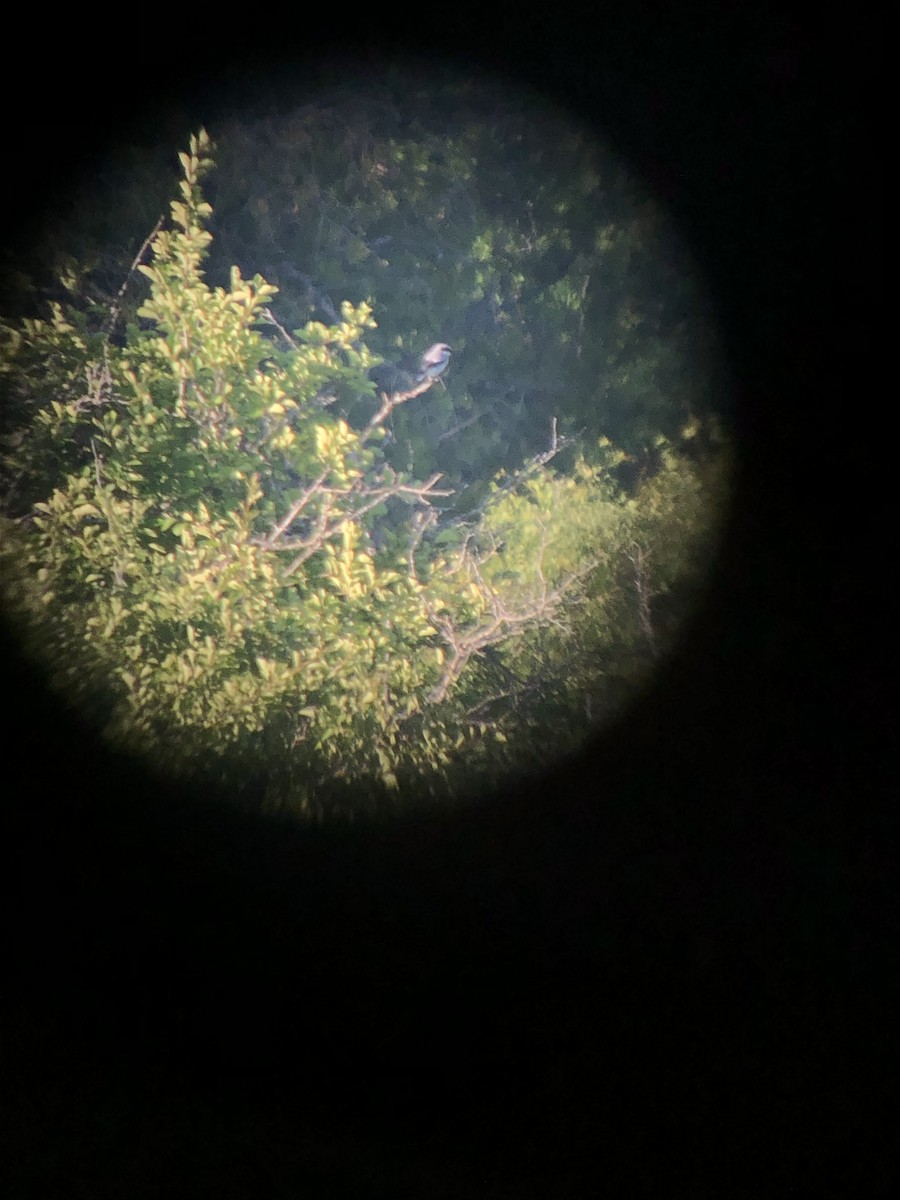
[1,130,727,817]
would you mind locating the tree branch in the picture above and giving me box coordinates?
[407,511,596,705]
[362,374,440,439]
[625,541,657,656]
[103,215,165,336]
[269,472,452,578]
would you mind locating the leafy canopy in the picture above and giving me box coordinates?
[0,129,727,817]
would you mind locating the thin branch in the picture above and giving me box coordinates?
[264,469,330,545]
[260,307,300,352]
[103,216,164,335]
[625,541,658,656]
[436,407,484,444]
[362,374,439,438]
[89,438,103,488]
[275,473,451,578]
[463,417,573,522]
[414,529,597,705]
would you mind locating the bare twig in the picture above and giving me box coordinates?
[625,541,657,656]
[264,469,330,545]
[463,417,572,523]
[260,307,300,352]
[103,216,165,335]
[270,471,451,578]
[436,407,484,444]
[406,506,597,705]
[363,374,439,438]
[89,438,103,488]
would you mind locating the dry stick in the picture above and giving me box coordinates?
[103,216,165,336]
[362,376,435,440]
[260,308,300,352]
[265,470,331,546]
[437,407,484,444]
[281,475,451,577]
[406,505,599,706]
[626,542,658,656]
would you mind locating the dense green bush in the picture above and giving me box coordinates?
[1,129,728,817]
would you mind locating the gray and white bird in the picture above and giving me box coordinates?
[416,342,452,384]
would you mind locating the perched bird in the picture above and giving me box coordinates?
[367,342,453,402]
[416,342,452,384]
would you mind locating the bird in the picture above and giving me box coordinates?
[367,342,452,402]
[416,342,452,384]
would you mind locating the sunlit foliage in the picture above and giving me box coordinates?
[1,129,728,817]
